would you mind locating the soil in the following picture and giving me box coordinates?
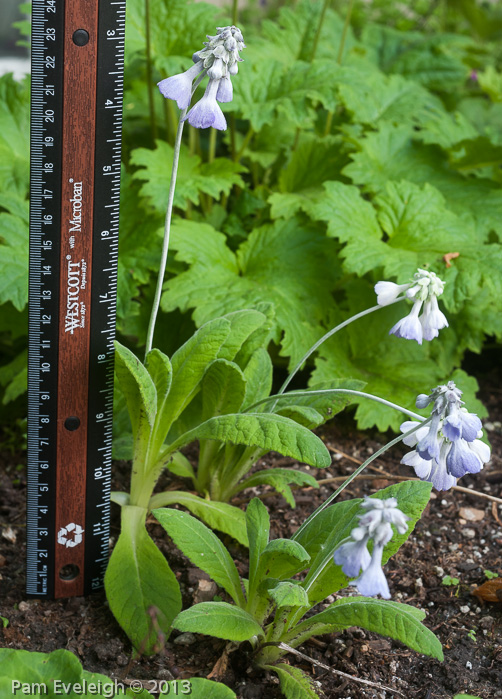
[1,354,501,699]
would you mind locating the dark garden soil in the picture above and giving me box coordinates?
[1,352,501,699]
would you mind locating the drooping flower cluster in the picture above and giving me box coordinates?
[157,26,245,130]
[333,497,409,599]
[375,268,448,344]
[400,382,490,491]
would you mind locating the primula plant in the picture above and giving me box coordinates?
[152,486,443,698]
[103,27,493,692]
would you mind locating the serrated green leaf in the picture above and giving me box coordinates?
[150,492,248,547]
[286,597,443,660]
[104,506,181,655]
[163,218,340,368]
[0,213,29,310]
[0,74,30,196]
[173,602,263,642]
[131,140,245,213]
[153,508,245,606]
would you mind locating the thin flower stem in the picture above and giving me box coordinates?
[310,0,331,62]
[145,72,207,356]
[291,419,432,542]
[208,127,217,164]
[324,0,355,136]
[144,109,187,356]
[235,126,254,161]
[275,297,405,404]
[232,0,239,25]
[144,0,157,142]
[244,388,426,422]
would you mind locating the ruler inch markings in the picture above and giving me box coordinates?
[27,0,124,599]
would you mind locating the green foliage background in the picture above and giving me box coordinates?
[1,0,502,433]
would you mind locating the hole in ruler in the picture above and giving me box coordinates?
[64,416,80,431]
[72,29,90,46]
[59,563,80,582]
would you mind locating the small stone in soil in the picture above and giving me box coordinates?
[173,632,197,645]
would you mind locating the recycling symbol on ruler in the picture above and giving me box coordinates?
[57,522,84,548]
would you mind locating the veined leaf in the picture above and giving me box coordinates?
[104,506,181,655]
[286,597,443,660]
[131,140,245,213]
[168,413,331,469]
[164,317,231,432]
[201,359,246,420]
[153,508,245,606]
[241,348,273,410]
[149,491,248,547]
[269,664,320,699]
[0,213,29,310]
[173,602,263,642]
[269,581,310,609]
[114,343,156,463]
[163,218,340,368]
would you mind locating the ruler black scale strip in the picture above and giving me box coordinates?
[27,0,125,598]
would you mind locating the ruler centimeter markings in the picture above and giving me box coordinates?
[27,0,125,598]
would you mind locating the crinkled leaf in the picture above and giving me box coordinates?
[287,597,443,660]
[169,413,330,469]
[270,664,320,699]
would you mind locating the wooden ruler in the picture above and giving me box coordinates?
[27,0,125,598]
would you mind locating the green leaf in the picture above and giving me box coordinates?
[149,492,248,547]
[241,348,273,410]
[165,451,195,480]
[269,664,320,699]
[268,134,348,219]
[153,508,245,606]
[344,123,502,239]
[162,217,340,368]
[257,539,311,581]
[0,74,30,197]
[165,317,231,433]
[201,359,246,420]
[114,343,156,465]
[169,413,331,469]
[0,616,8,628]
[145,348,173,455]
[217,309,270,364]
[0,212,29,310]
[161,678,236,699]
[0,648,152,697]
[246,498,271,598]
[275,379,367,427]
[131,140,245,213]
[269,581,310,609]
[235,468,319,509]
[287,597,443,660]
[173,602,263,642]
[104,506,181,655]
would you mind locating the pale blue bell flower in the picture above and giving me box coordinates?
[389,300,423,344]
[216,75,233,103]
[157,61,205,110]
[183,79,227,130]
